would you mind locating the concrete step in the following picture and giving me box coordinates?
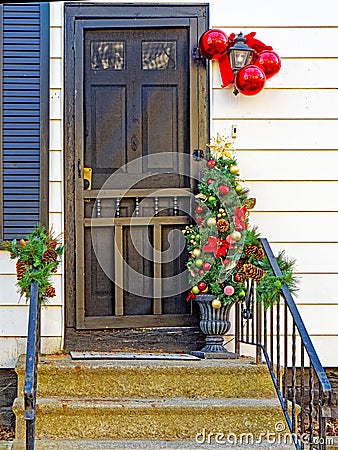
[11,439,296,449]
[13,397,287,441]
[15,355,276,400]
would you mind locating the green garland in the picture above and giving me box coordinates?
[1,224,64,304]
[184,135,298,309]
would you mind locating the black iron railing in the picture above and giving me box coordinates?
[235,238,332,450]
[24,281,41,450]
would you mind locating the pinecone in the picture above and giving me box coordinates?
[245,245,265,261]
[43,249,58,265]
[244,198,256,210]
[236,259,246,269]
[45,285,56,298]
[16,259,26,281]
[217,219,229,233]
[242,264,266,282]
[234,269,247,282]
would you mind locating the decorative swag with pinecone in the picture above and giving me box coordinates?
[184,134,298,309]
[1,225,64,304]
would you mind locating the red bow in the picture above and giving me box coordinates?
[234,206,248,231]
[202,236,231,258]
[186,291,196,302]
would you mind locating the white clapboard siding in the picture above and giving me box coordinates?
[50,89,62,120]
[249,212,338,242]
[296,274,338,304]
[50,27,62,58]
[212,59,338,90]
[0,275,62,306]
[50,120,62,150]
[50,58,62,89]
[210,0,338,27]
[270,243,338,273]
[213,89,338,119]
[213,120,338,150]
[49,182,63,213]
[50,151,62,182]
[49,212,63,237]
[236,151,338,181]
[0,306,62,337]
[213,28,338,58]
[0,252,16,275]
[244,182,338,212]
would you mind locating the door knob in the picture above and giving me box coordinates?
[84,167,92,190]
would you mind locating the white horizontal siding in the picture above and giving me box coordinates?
[214,90,338,119]
[245,182,338,211]
[213,59,338,89]
[211,0,338,366]
[213,120,338,150]
[210,0,338,27]
[0,306,62,337]
[250,212,338,242]
[237,151,338,180]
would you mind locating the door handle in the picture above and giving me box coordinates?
[83,167,92,190]
[131,134,138,152]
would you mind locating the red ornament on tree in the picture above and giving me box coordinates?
[218,185,229,195]
[198,29,228,60]
[202,262,212,271]
[253,50,281,79]
[207,178,215,185]
[198,281,207,291]
[234,65,266,96]
[196,205,204,214]
[207,159,216,169]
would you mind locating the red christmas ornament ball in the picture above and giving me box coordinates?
[195,205,204,214]
[207,159,216,169]
[202,262,212,271]
[254,50,281,80]
[234,65,266,96]
[198,29,228,60]
[218,184,229,195]
[207,178,215,185]
[198,281,207,291]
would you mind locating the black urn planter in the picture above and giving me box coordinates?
[191,294,238,359]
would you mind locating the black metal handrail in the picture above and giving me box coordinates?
[235,238,332,450]
[24,281,41,450]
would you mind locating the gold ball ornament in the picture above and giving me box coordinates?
[235,184,243,193]
[192,286,200,294]
[211,298,222,309]
[217,213,222,218]
[206,217,217,227]
[231,231,242,241]
[192,248,201,258]
[230,165,240,175]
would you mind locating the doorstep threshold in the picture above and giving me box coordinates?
[70,351,200,361]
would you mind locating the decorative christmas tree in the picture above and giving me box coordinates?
[184,134,297,309]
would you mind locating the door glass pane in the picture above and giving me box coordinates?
[91,41,125,70]
[142,41,176,70]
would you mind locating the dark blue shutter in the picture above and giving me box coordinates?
[2,3,49,240]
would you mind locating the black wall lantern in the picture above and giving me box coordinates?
[227,32,254,74]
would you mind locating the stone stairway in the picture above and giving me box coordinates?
[11,354,294,449]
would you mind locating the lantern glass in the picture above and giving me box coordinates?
[227,32,254,73]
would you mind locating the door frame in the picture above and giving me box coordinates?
[64,3,209,349]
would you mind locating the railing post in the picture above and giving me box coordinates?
[24,281,40,450]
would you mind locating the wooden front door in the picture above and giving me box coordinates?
[64,5,208,350]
